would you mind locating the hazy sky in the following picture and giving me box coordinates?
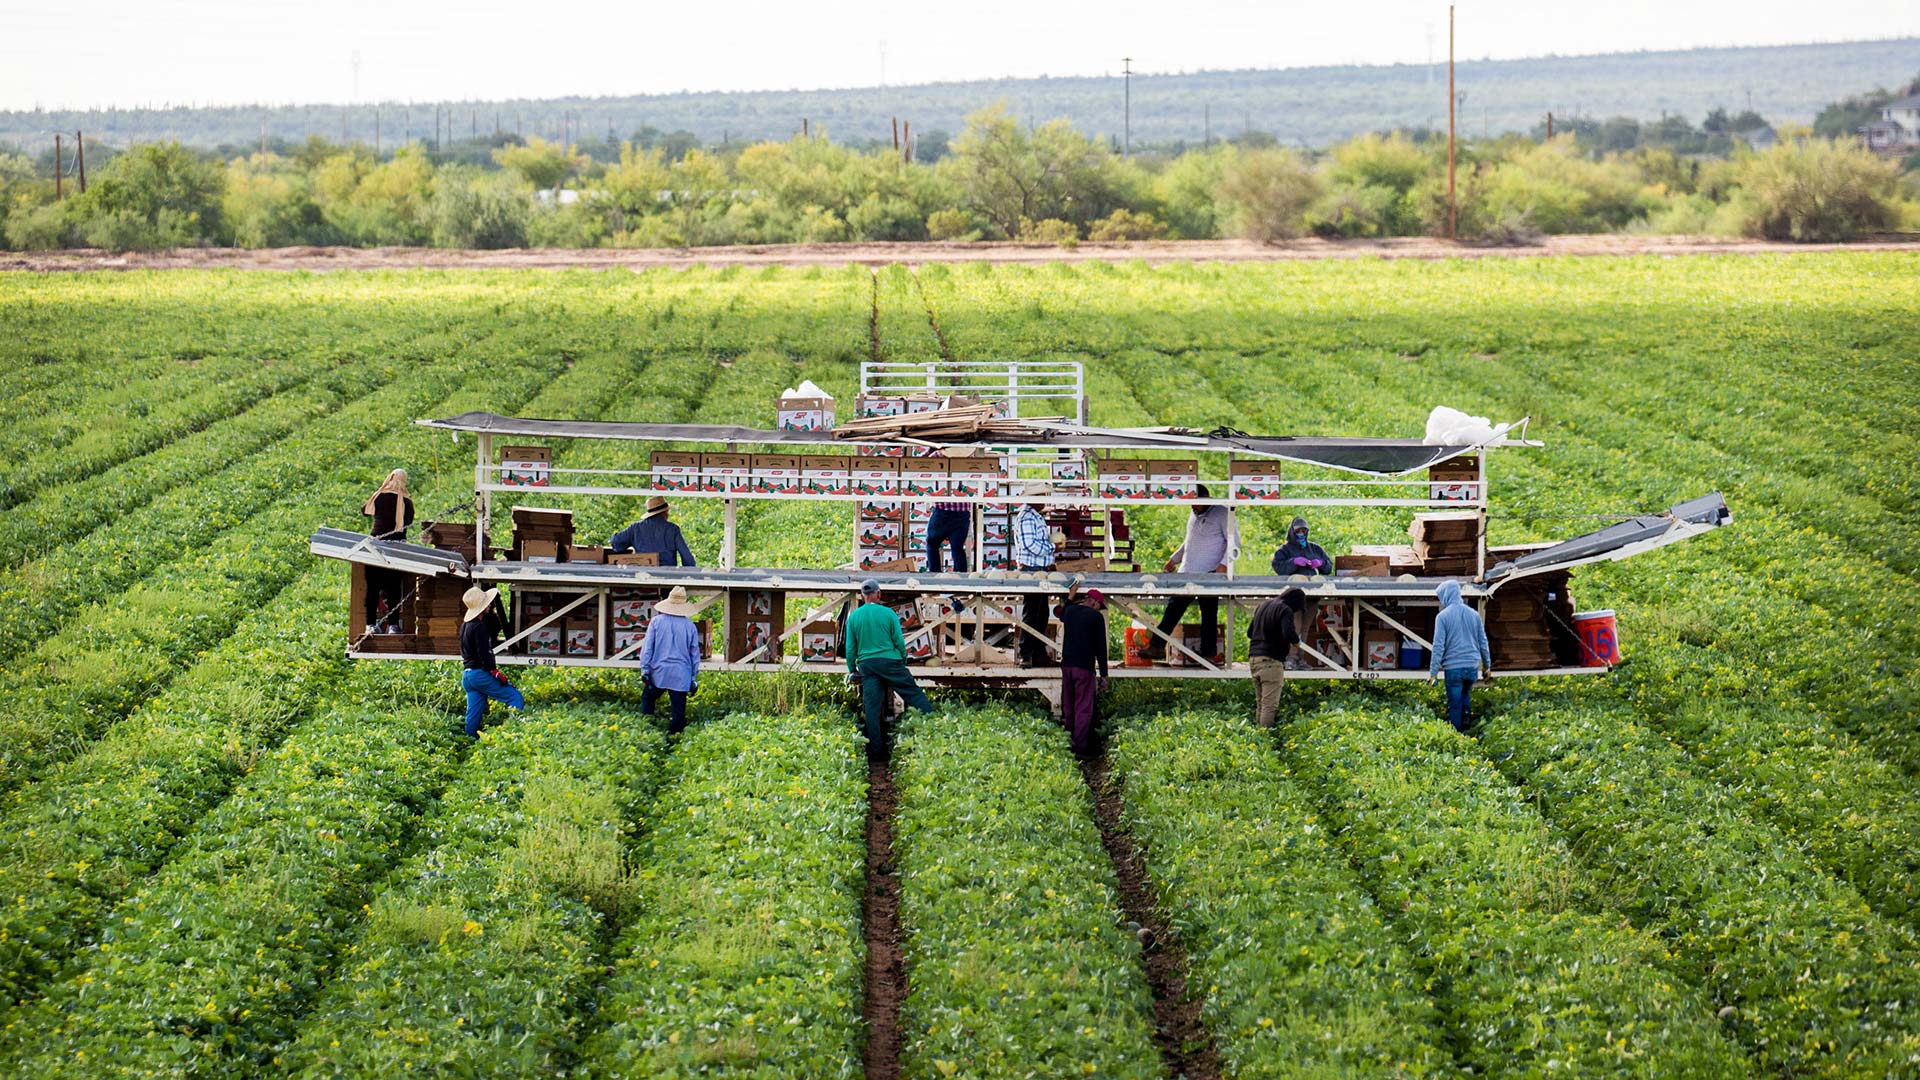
[2,0,1913,112]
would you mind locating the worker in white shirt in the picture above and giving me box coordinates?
[1151,485,1241,663]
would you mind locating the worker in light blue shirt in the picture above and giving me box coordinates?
[638,585,703,734]
[609,497,697,566]
[1428,579,1492,733]
[1011,484,1059,667]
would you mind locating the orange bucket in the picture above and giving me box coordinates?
[1123,624,1156,667]
[1573,610,1620,667]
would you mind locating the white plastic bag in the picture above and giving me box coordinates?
[1424,406,1514,446]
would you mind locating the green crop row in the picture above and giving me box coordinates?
[0,347,562,793]
[891,707,1160,1080]
[1104,709,1449,1077]
[280,704,664,1079]
[0,704,464,1078]
[874,266,943,363]
[1280,700,1747,1077]
[0,355,397,569]
[582,710,865,1078]
[1476,698,1920,1076]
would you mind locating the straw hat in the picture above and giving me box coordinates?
[654,585,697,618]
[641,496,671,520]
[462,586,500,623]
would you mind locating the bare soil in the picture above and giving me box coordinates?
[862,758,904,1080]
[5,233,1917,273]
[1083,753,1222,1080]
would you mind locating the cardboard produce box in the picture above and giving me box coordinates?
[859,544,905,570]
[650,451,702,492]
[851,458,901,496]
[855,395,907,418]
[421,521,479,560]
[899,458,950,497]
[858,499,903,522]
[800,621,839,662]
[1335,552,1393,579]
[1050,455,1089,482]
[979,541,1013,570]
[946,457,1005,497]
[610,592,659,631]
[1230,460,1285,500]
[857,520,903,547]
[776,392,835,432]
[1148,460,1200,500]
[1164,625,1225,666]
[1095,458,1148,498]
[521,539,563,564]
[1363,629,1400,670]
[565,620,599,657]
[801,455,851,496]
[611,628,645,657]
[1409,511,1484,545]
[608,552,659,567]
[499,445,553,487]
[907,501,933,524]
[701,453,753,494]
[858,443,910,459]
[905,520,930,549]
[526,626,563,656]
[751,454,802,494]
[566,545,607,564]
[1429,455,1481,502]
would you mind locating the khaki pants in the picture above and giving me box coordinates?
[1250,655,1286,728]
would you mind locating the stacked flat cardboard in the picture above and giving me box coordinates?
[511,507,574,561]
[1347,544,1424,577]
[421,521,479,562]
[1486,570,1577,669]
[1409,511,1483,577]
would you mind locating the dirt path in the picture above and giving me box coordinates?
[1083,753,1222,1080]
[862,758,905,1080]
[6,233,1917,272]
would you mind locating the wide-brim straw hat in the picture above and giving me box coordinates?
[642,496,670,519]
[462,586,500,622]
[654,585,697,618]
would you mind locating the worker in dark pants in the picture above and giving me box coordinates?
[459,586,524,738]
[1151,485,1240,663]
[925,497,973,573]
[1056,588,1110,757]
[845,579,933,759]
[362,468,416,634]
[638,585,703,735]
[1011,485,1058,667]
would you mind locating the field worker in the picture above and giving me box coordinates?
[609,496,696,566]
[1247,587,1307,728]
[638,585,703,735]
[459,585,524,738]
[1055,588,1111,756]
[1151,485,1240,663]
[361,469,416,634]
[1272,516,1332,578]
[845,579,934,759]
[926,493,973,573]
[1011,484,1059,667]
[1428,579,1493,734]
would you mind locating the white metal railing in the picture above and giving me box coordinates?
[859,360,1087,423]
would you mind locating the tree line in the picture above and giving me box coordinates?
[2,97,1914,253]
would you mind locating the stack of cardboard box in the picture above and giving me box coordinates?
[498,446,553,487]
[421,521,480,562]
[511,507,574,562]
[1428,455,1481,503]
[776,385,836,431]
[1485,570,1576,670]
[726,588,786,662]
[1229,460,1285,500]
[1408,511,1483,577]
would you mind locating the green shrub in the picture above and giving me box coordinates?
[1725,135,1904,241]
[925,207,977,240]
[1014,215,1079,246]
[1215,148,1321,241]
[432,168,533,248]
[1084,208,1168,241]
[3,203,68,250]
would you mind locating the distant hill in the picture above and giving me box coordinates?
[4,37,1915,154]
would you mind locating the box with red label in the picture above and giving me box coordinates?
[776,394,836,432]
[1050,455,1089,482]
[611,629,644,656]
[856,395,907,418]
[852,458,900,496]
[1148,460,1200,500]
[904,632,937,661]
[859,499,902,523]
[526,626,562,656]
[801,455,850,496]
[701,453,753,494]
[907,500,933,523]
[903,394,944,414]
[899,458,949,497]
[980,541,1013,570]
[499,446,552,487]
[1429,456,1481,502]
[981,513,1012,543]
[650,451,702,492]
[1095,458,1149,498]
[611,597,657,631]
[1230,460,1285,500]
[946,457,1004,497]
[859,545,905,570]
[857,521,903,547]
[905,520,930,549]
[565,623,598,657]
[857,443,910,458]
[799,621,838,662]
[751,454,802,494]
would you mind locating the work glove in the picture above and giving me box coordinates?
[1097,677,1109,694]
[688,682,699,698]
[491,669,511,686]
[1291,557,1313,568]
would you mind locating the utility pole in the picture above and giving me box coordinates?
[1122,56,1133,161]
[891,116,899,151]
[74,131,85,192]
[1447,4,1456,241]
[903,120,911,163]
[54,133,63,200]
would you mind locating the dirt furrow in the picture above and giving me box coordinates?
[863,757,905,1080]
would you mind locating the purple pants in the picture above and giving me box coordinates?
[1062,667,1098,755]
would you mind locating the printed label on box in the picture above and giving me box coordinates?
[858,500,902,521]
[857,522,903,547]
[611,599,656,630]
[800,630,837,662]
[612,629,644,655]
[859,546,904,570]
[527,627,562,656]
[566,629,597,656]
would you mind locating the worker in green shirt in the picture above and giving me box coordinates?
[845,578,934,759]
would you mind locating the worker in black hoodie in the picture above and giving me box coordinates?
[1272,517,1333,578]
[1248,587,1307,727]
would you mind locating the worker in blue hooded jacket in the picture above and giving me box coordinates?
[1428,579,1492,733]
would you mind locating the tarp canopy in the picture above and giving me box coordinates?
[419,412,1519,476]
[1484,492,1732,583]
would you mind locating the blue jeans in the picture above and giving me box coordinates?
[925,508,971,573]
[462,667,525,736]
[1444,667,1478,733]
